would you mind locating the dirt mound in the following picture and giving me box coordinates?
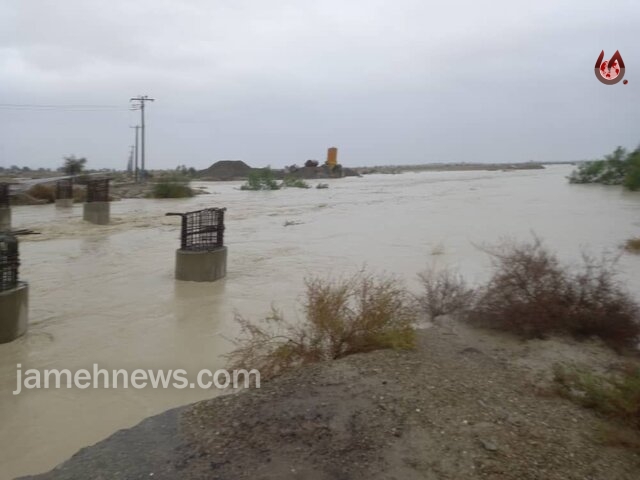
[199,160,253,181]
[178,328,639,480]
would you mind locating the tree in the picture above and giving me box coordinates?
[624,148,640,191]
[63,155,87,176]
[569,144,640,190]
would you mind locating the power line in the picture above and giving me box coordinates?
[0,105,128,113]
[0,103,128,113]
[0,103,123,109]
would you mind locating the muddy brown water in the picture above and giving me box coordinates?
[1,165,639,478]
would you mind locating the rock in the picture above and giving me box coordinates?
[480,439,499,452]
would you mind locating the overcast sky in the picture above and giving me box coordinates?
[0,0,638,170]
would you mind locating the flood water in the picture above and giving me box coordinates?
[1,165,639,478]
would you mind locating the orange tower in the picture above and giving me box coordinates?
[326,147,338,168]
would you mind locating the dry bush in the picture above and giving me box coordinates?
[417,267,474,319]
[226,272,418,379]
[563,255,640,348]
[625,238,640,254]
[469,238,640,349]
[27,184,55,203]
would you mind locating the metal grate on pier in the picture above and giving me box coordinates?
[166,208,226,251]
[0,233,19,292]
[56,178,74,200]
[0,183,9,208]
[86,179,110,203]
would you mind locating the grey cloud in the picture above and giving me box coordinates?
[0,0,638,169]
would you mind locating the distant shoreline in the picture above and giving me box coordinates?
[1,162,573,197]
[0,161,576,184]
[353,161,569,175]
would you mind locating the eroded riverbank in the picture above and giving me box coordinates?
[19,324,640,480]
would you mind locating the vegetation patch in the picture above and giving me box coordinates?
[149,181,194,198]
[227,272,418,379]
[26,184,55,203]
[554,363,640,431]
[62,155,87,176]
[282,176,310,189]
[569,146,640,191]
[466,238,640,349]
[240,167,280,191]
[417,267,474,319]
[624,238,640,254]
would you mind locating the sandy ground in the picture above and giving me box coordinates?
[21,322,640,480]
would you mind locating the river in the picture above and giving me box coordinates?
[1,165,639,478]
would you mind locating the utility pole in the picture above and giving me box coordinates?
[129,95,154,181]
[130,125,140,183]
[127,146,134,173]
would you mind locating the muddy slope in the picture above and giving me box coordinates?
[20,326,640,480]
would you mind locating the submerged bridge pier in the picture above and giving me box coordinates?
[0,233,28,343]
[166,207,227,282]
[83,179,111,225]
[0,183,11,231]
[55,178,74,208]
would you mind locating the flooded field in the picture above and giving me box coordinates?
[1,165,639,478]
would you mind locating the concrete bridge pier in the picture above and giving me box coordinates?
[56,198,74,208]
[0,282,29,343]
[83,201,110,225]
[175,247,227,282]
[0,207,10,231]
[0,282,28,344]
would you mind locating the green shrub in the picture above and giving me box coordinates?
[241,167,280,191]
[569,160,607,184]
[282,176,310,189]
[227,272,418,379]
[569,146,640,190]
[149,181,194,198]
[554,364,640,430]
[624,149,640,191]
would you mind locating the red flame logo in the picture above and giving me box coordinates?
[595,50,626,85]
